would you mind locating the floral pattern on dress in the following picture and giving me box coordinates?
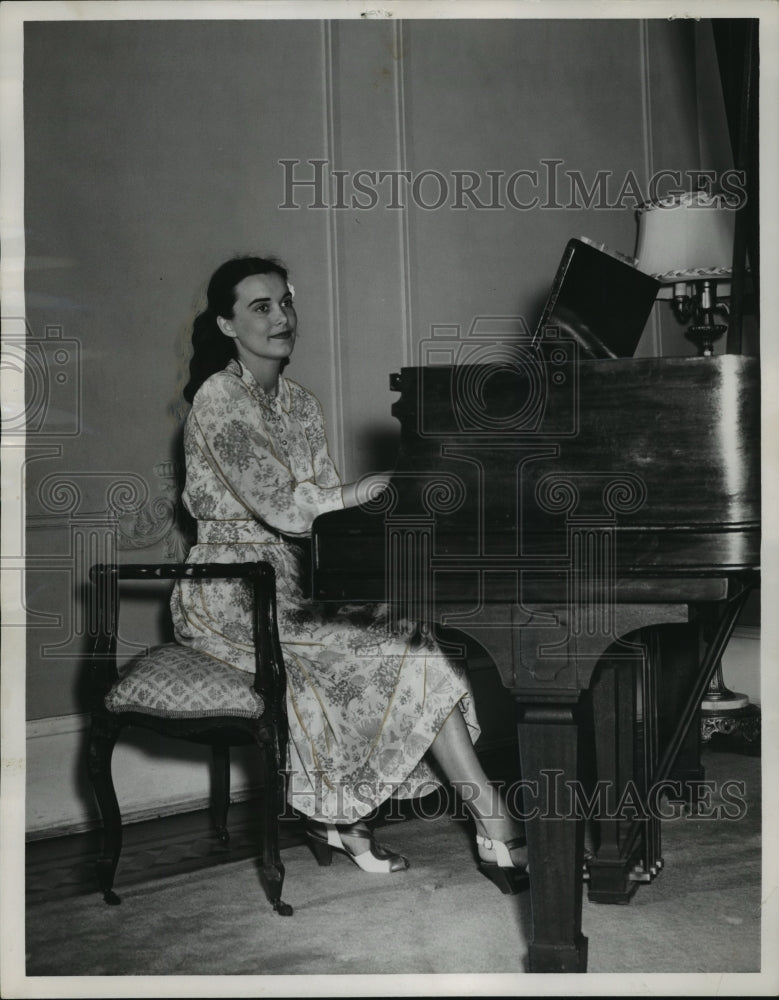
[170,359,479,822]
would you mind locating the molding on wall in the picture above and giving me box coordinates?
[392,18,414,370]
[639,19,656,185]
[27,460,189,561]
[321,19,346,475]
[638,17,662,356]
[26,712,87,741]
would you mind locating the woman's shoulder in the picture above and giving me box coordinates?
[191,362,248,409]
[283,377,325,414]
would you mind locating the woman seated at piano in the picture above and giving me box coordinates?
[171,254,528,892]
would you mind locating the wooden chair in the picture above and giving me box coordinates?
[85,562,293,915]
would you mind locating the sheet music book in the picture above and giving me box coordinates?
[534,237,661,358]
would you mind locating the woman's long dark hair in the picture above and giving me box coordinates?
[183,255,290,403]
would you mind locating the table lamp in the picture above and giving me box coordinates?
[635,190,736,356]
[636,189,759,752]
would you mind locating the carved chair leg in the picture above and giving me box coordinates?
[211,744,231,844]
[259,735,292,916]
[86,714,123,905]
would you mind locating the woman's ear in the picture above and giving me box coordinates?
[216,316,235,338]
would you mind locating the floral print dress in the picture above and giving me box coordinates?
[170,358,479,822]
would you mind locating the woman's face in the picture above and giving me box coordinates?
[218,272,297,368]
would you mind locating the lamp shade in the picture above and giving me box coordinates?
[635,191,735,283]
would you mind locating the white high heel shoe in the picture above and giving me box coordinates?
[307,822,409,873]
[476,833,530,895]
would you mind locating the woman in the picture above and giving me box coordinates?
[171,255,527,892]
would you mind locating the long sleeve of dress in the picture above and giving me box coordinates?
[183,368,344,537]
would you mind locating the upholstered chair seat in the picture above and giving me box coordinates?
[104,644,265,720]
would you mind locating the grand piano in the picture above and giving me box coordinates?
[312,345,759,972]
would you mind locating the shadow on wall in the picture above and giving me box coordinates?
[355,423,401,475]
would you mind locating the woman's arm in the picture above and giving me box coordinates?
[302,390,391,509]
[189,374,344,536]
[340,473,392,509]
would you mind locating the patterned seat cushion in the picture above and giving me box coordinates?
[104,643,265,719]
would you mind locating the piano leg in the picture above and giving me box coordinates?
[581,624,704,901]
[585,655,645,903]
[516,696,588,974]
[657,621,706,806]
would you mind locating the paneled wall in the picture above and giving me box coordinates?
[20,16,747,836]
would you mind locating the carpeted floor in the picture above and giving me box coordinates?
[18,749,771,992]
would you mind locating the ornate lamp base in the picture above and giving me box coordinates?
[686,321,727,357]
[700,703,761,755]
[700,663,760,755]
